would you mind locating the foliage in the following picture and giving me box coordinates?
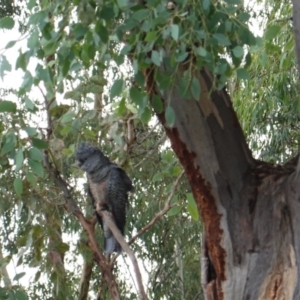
[232,0,299,163]
[0,1,204,299]
[0,0,298,298]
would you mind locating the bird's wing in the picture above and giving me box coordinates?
[107,167,129,235]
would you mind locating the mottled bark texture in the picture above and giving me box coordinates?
[145,66,300,299]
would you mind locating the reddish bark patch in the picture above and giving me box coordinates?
[158,120,226,298]
[145,67,226,298]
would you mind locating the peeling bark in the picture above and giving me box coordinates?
[145,65,300,299]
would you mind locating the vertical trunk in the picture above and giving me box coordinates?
[145,66,300,299]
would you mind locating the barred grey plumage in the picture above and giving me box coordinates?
[76,143,134,253]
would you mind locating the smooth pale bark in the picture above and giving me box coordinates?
[144,66,300,299]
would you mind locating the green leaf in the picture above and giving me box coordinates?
[126,103,138,114]
[96,23,109,43]
[27,30,39,49]
[195,47,207,57]
[1,140,15,155]
[152,95,163,113]
[132,9,149,21]
[120,45,132,55]
[15,290,28,300]
[27,0,37,10]
[5,40,16,49]
[23,127,37,137]
[238,12,250,22]
[141,107,152,124]
[16,52,28,71]
[167,205,182,217]
[232,46,244,58]
[28,147,43,162]
[8,290,15,300]
[55,242,70,254]
[99,7,115,20]
[175,52,188,62]
[161,150,175,163]
[28,159,44,177]
[60,111,76,124]
[73,23,88,40]
[25,98,35,111]
[187,193,199,221]
[0,100,16,113]
[117,0,128,8]
[213,33,231,46]
[145,31,157,42]
[260,51,267,67]
[264,25,281,41]
[236,68,250,80]
[15,149,24,171]
[26,172,36,187]
[165,106,175,127]
[151,50,161,66]
[14,178,23,197]
[110,79,124,98]
[171,24,179,41]
[117,98,126,116]
[191,77,201,100]
[0,17,14,29]
[130,87,144,106]
[32,138,48,149]
[13,272,26,281]
[202,0,210,10]
[0,56,12,79]
[152,172,162,182]
[224,0,241,3]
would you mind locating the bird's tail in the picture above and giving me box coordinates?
[104,236,122,254]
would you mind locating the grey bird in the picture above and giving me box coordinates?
[76,143,134,253]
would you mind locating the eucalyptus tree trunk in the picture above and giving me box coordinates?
[145,65,300,299]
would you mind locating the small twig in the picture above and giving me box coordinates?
[134,133,167,168]
[121,255,139,295]
[129,171,184,245]
[97,209,148,300]
[111,170,184,266]
[136,121,160,145]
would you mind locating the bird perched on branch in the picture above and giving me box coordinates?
[76,143,134,253]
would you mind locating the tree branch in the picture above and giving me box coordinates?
[43,153,121,300]
[129,170,184,245]
[96,209,148,300]
[134,132,167,169]
[78,259,93,300]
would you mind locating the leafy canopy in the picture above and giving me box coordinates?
[0,0,296,299]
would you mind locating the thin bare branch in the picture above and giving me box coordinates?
[97,209,148,300]
[136,121,160,145]
[134,133,167,168]
[129,170,184,245]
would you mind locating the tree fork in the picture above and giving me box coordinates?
[145,64,300,299]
